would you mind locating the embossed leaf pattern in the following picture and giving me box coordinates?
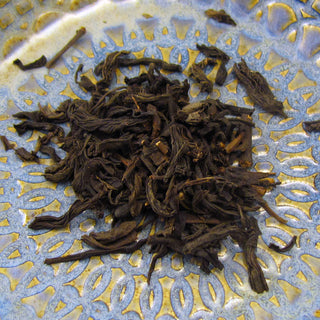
[0,0,320,319]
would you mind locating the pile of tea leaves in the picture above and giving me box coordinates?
[6,46,294,293]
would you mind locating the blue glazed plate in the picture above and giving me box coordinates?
[0,0,320,319]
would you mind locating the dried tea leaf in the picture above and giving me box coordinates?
[233,59,287,117]
[205,9,237,26]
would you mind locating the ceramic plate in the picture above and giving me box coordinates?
[0,0,320,319]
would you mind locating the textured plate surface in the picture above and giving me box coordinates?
[0,0,99,60]
[0,0,320,319]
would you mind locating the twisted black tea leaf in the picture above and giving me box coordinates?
[233,59,287,118]
[205,9,237,26]
[303,120,320,133]
[13,55,47,71]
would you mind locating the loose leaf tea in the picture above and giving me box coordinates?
[269,235,297,253]
[13,55,47,71]
[1,135,40,163]
[196,44,230,62]
[46,27,86,68]
[188,58,217,92]
[205,9,237,26]
[188,62,213,93]
[0,135,15,151]
[233,59,287,118]
[15,147,39,163]
[13,28,86,71]
[196,44,230,86]
[8,49,292,294]
[303,120,320,133]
